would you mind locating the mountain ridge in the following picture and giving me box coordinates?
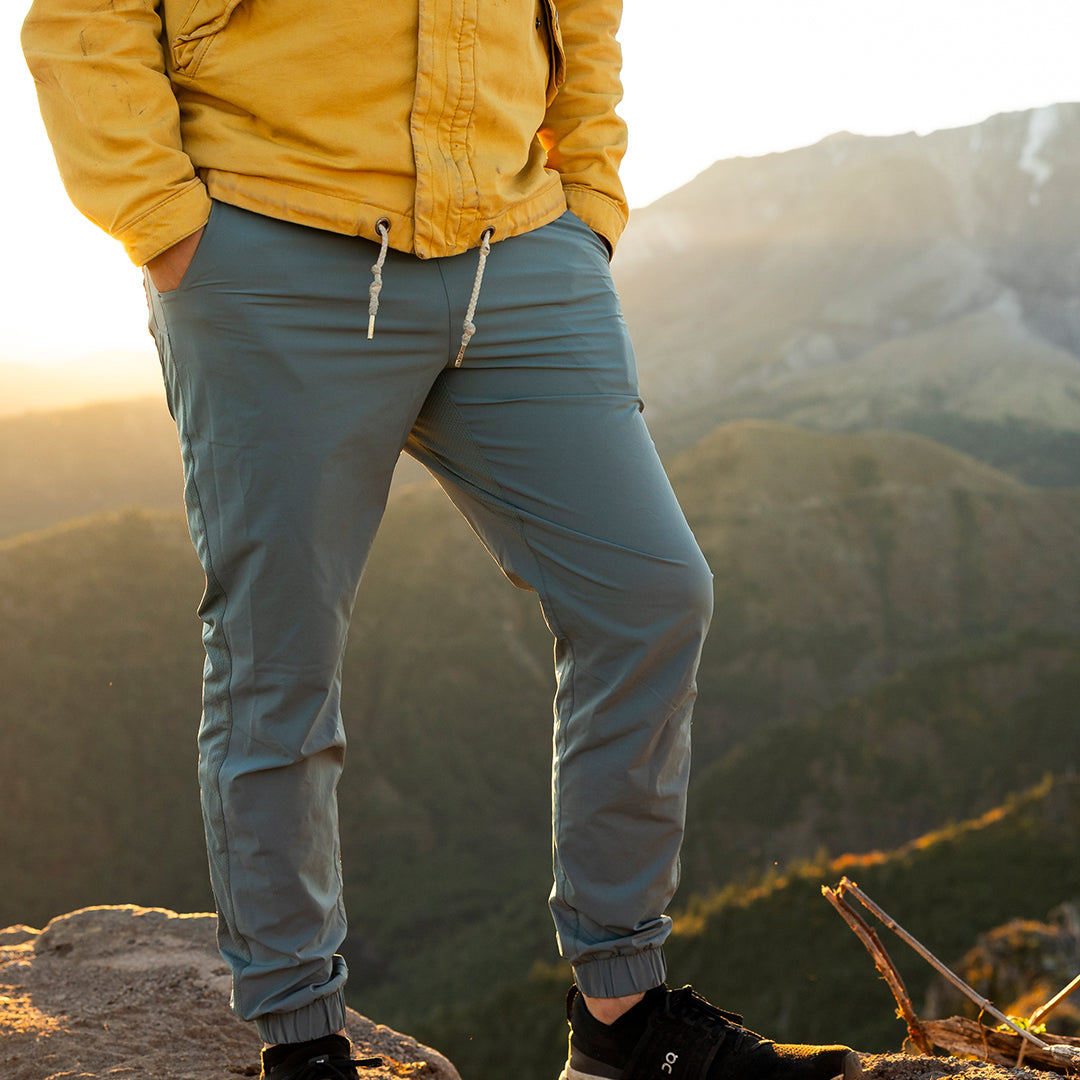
[615,103,1080,467]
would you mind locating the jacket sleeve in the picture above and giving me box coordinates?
[22,0,211,266]
[539,0,629,253]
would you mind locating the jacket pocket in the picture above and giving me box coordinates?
[170,0,245,74]
[538,0,566,106]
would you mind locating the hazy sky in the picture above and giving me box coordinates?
[5,0,1080,366]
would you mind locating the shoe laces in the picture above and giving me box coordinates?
[663,987,744,1030]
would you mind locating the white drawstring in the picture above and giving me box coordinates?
[454,227,495,366]
[367,218,391,340]
[366,221,495,358]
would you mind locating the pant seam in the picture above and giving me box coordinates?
[148,277,254,988]
[179,431,250,979]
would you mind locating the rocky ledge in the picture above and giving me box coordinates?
[0,904,460,1080]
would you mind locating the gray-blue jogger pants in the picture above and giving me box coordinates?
[145,201,713,1043]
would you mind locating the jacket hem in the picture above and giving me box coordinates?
[203,170,569,258]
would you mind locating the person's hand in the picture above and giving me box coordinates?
[145,225,206,292]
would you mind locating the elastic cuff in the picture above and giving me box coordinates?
[572,946,667,998]
[255,955,349,1044]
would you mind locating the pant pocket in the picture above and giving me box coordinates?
[143,270,179,421]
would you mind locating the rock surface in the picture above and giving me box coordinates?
[863,1054,1064,1080]
[0,905,461,1080]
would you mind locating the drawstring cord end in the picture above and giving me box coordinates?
[454,323,474,367]
[454,227,495,367]
[367,219,391,340]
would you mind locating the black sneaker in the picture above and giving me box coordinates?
[560,985,864,1080]
[260,1034,383,1080]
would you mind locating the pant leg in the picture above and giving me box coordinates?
[145,202,451,1041]
[407,211,714,997]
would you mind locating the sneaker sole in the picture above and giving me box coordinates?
[558,1066,605,1080]
[558,1051,864,1080]
[840,1051,865,1080]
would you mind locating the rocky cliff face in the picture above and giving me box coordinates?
[0,905,460,1080]
[614,103,1080,459]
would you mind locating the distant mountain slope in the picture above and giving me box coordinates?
[720,296,1080,431]
[0,511,211,921]
[8,105,1080,491]
[615,103,1080,473]
[669,421,1080,754]
[683,630,1080,894]
[0,398,181,539]
[0,350,163,418]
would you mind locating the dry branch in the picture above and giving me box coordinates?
[1030,974,1080,1031]
[821,883,931,1054]
[921,1018,1080,1074]
[823,877,1080,1070]
[1018,973,1080,1069]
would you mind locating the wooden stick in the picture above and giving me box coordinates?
[821,884,932,1055]
[1030,972,1080,1030]
[921,1018,1080,1073]
[833,878,1057,1053]
[1017,970,1080,1069]
[833,878,1080,1065]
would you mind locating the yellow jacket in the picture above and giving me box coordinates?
[21,0,628,266]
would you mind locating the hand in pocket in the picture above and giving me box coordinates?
[145,225,206,292]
